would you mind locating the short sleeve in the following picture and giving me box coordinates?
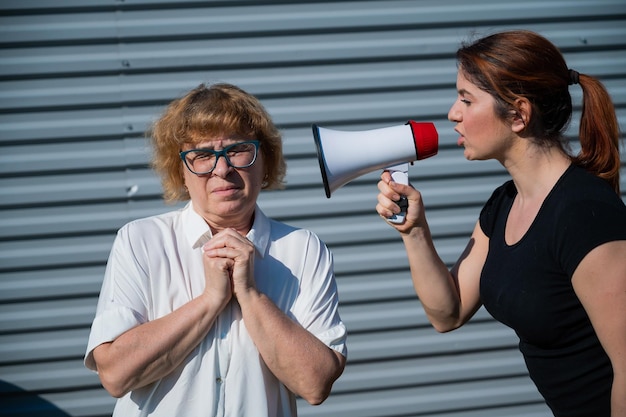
[292,231,347,357]
[556,199,626,277]
[84,225,150,371]
[479,181,514,238]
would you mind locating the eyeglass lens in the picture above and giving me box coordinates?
[182,141,258,174]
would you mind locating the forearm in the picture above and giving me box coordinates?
[93,294,225,397]
[401,226,463,331]
[612,371,626,417]
[237,289,345,405]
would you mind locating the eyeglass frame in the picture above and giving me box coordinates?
[179,140,260,175]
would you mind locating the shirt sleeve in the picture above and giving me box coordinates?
[292,230,347,357]
[84,224,150,371]
[479,181,513,238]
[555,199,626,278]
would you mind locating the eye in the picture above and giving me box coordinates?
[227,143,254,155]
[193,151,215,161]
[460,98,471,105]
[227,147,244,156]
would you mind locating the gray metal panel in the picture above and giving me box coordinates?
[1,1,624,416]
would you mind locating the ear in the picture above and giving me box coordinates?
[510,98,531,133]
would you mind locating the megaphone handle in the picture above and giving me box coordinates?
[386,164,409,224]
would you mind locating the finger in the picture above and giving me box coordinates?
[377,180,401,202]
[380,170,393,183]
[376,194,401,217]
[203,237,254,263]
[203,246,241,261]
[204,231,246,252]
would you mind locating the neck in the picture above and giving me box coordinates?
[189,201,255,237]
[207,212,255,237]
[504,142,571,200]
[209,223,251,236]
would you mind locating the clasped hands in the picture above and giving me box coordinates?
[201,228,256,307]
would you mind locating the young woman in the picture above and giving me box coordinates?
[376,30,626,416]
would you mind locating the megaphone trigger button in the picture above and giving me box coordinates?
[397,196,408,211]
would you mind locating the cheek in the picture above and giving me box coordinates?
[464,108,493,137]
[183,171,205,197]
[248,168,265,192]
[463,113,479,135]
[182,169,194,189]
[252,158,265,187]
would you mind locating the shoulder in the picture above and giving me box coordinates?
[266,218,330,260]
[116,209,182,245]
[553,165,626,221]
[268,218,322,245]
[551,166,626,275]
[484,180,516,209]
[479,179,516,237]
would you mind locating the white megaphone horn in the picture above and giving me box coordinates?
[312,120,438,223]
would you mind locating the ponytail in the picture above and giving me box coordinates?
[572,73,621,194]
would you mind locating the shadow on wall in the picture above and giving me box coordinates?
[0,380,71,417]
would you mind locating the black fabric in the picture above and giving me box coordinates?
[479,164,626,417]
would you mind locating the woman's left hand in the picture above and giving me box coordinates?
[203,228,256,297]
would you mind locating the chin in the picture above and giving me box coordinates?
[218,200,254,216]
[463,149,487,161]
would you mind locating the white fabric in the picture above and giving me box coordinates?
[85,202,347,417]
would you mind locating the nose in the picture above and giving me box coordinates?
[211,154,232,178]
[448,101,461,123]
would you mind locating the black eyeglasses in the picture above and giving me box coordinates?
[180,140,260,175]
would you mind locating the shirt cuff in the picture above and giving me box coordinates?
[84,305,145,371]
[317,322,348,357]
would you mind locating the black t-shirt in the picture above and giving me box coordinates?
[479,164,626,417]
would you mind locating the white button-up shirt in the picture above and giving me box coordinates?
[85,203,347,417]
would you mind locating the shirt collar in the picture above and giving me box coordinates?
[182,201,270,258]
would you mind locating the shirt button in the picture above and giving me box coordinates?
[216,377,223,384]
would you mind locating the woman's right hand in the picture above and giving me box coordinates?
[201,241,234,310]
[376,170,426,233]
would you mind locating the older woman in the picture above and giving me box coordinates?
[85,83,347,417]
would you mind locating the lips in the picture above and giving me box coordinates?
[214,185,237,192]
[455,129,465,146]
[212,184,241,196]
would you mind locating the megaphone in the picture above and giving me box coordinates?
[312,120,438,223]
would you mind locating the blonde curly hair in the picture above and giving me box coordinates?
[147,83,286,203]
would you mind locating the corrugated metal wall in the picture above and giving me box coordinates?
[1,1,625,416]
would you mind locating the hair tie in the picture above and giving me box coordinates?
[568,69,580,85]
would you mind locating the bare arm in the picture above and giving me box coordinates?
[572,240,626,417]
[237,289,345,405]
[92,246,233,398]
[376,171,487,331]
[92,294,227,397]
[204,228,346,405]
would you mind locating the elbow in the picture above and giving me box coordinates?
[432,322,458,333]
[304,395,327,406]
[92,343,137,398]
[94,356,136,398]
[429,316,463,333]
[301,385,332,406]
[98,369,133,398]
[425,309,465,333]
[301,352,346,406]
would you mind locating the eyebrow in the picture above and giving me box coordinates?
[190,139,244,149]
[457,88,473,96]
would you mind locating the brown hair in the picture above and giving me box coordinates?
[148,83,286,202]
[457,30,621,193]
